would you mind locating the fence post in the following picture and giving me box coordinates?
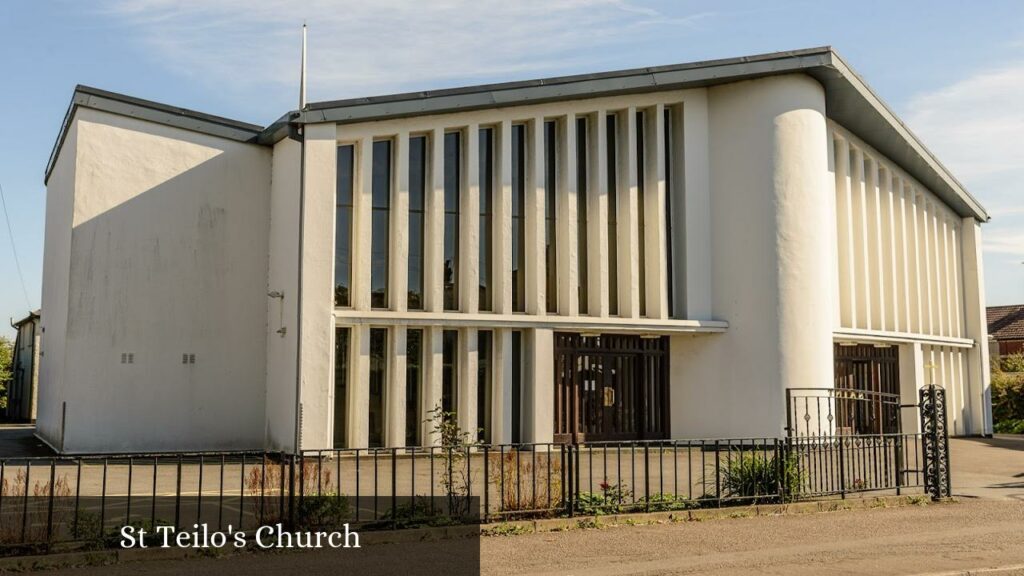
[643,444,651,512]
[288,455,296,528]
[894,434,903,496]
[838,434,846,499]
[482,445,490,523]
[566,444,576,517]
[919,385,951,501]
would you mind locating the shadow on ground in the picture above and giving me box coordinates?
[0,425,57,458]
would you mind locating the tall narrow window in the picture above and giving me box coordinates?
[442,330,458,414]
[606,114,619,316]
[663,108,674,318]
[544,121,558,314]
[635,111,647,317]
[477,330,492,443]
[333,327,350,448]
[511,330,522,443]
[368,328,387,448]
[444,133,461,311]
[371,140,392,309]
[512,124,526,312]
[479,128,494,311]
[576,117,589,313]
[406,329,423,446]
[408,136,427,310]
[335,145,354,307]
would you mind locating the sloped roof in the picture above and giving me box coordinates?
[988,305,1024,341]
[45,47,988,221]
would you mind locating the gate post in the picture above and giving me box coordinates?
[918,385,951,500]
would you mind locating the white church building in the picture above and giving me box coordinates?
[37,47,992,454]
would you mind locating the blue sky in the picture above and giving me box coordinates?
[0,0,1022,337]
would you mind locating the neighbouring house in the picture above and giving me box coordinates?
[36,47,992,454]
[6,310,40,422]
[988,305,1024,357]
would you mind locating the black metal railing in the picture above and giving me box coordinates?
[786,387,904,436]
[0,432,936,552]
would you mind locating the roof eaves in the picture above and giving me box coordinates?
[44,86,266,184]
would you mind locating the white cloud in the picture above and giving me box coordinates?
[99,0,709,105]
[905,61,1024,265]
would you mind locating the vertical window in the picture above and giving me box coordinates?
[636,111,647,317]
[444,132,461,311]
[477,330,492,443]
[333,327,350,448]
[371,140,392,309]
[544,121,558,314]
[406,329,423,446]
[408,136,427,310]
[664,108,674,318]
[511,330,522,443]
[512,124,526,312]
[606,114,619,316]
[368,328,387,448]
[479,128,494,311]
[442,330,458,414]
[335,146,354,307]
[576,117,589,313]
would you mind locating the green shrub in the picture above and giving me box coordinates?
[992,369,1024,423]
[575,481,632,515]
[994,419,1024,435]
[1001,353,1024,374]
[720,451,801,502]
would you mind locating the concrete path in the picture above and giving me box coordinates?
[951,435,1024,501]
[0,425,56,458]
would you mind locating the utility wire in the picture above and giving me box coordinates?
[0,180,33,310]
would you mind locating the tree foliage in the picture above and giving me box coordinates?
[0,335,11,410]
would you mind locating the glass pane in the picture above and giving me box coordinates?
[636,111,646,317]
[477,330,492,443]
[442,330,458,414]
[664,108,674,318]
[335,145,355,307]
[368,328,387,448]
[512,124,526,312]
[511,331,522,444]
[372,140,391,309]
[479,128,494,311]
[333,327,350,448]
[444,132,461,311]
[371,210,390,309]
[408,136,427,309]
[406,329,423,446]
[606,114,618,316]
[545,121,557,314]
[576,117,588,313]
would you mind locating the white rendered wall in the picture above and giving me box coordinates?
[39,108,271,453]
[671,74,833,439]
[265,137,301,451]
[37,120,78,449]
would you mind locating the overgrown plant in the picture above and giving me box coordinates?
[487,449,562,514]
[718,451,801,503]
[426,405,479,518]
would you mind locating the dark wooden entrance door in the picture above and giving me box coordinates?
[833,343,901,434]
[554,333,669,444]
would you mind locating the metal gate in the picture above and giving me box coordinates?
[553,333,669,444]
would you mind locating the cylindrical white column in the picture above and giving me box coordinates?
[769,76,834,404]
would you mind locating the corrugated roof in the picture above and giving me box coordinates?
[988,305,1024,341]
[43,46,989,221]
